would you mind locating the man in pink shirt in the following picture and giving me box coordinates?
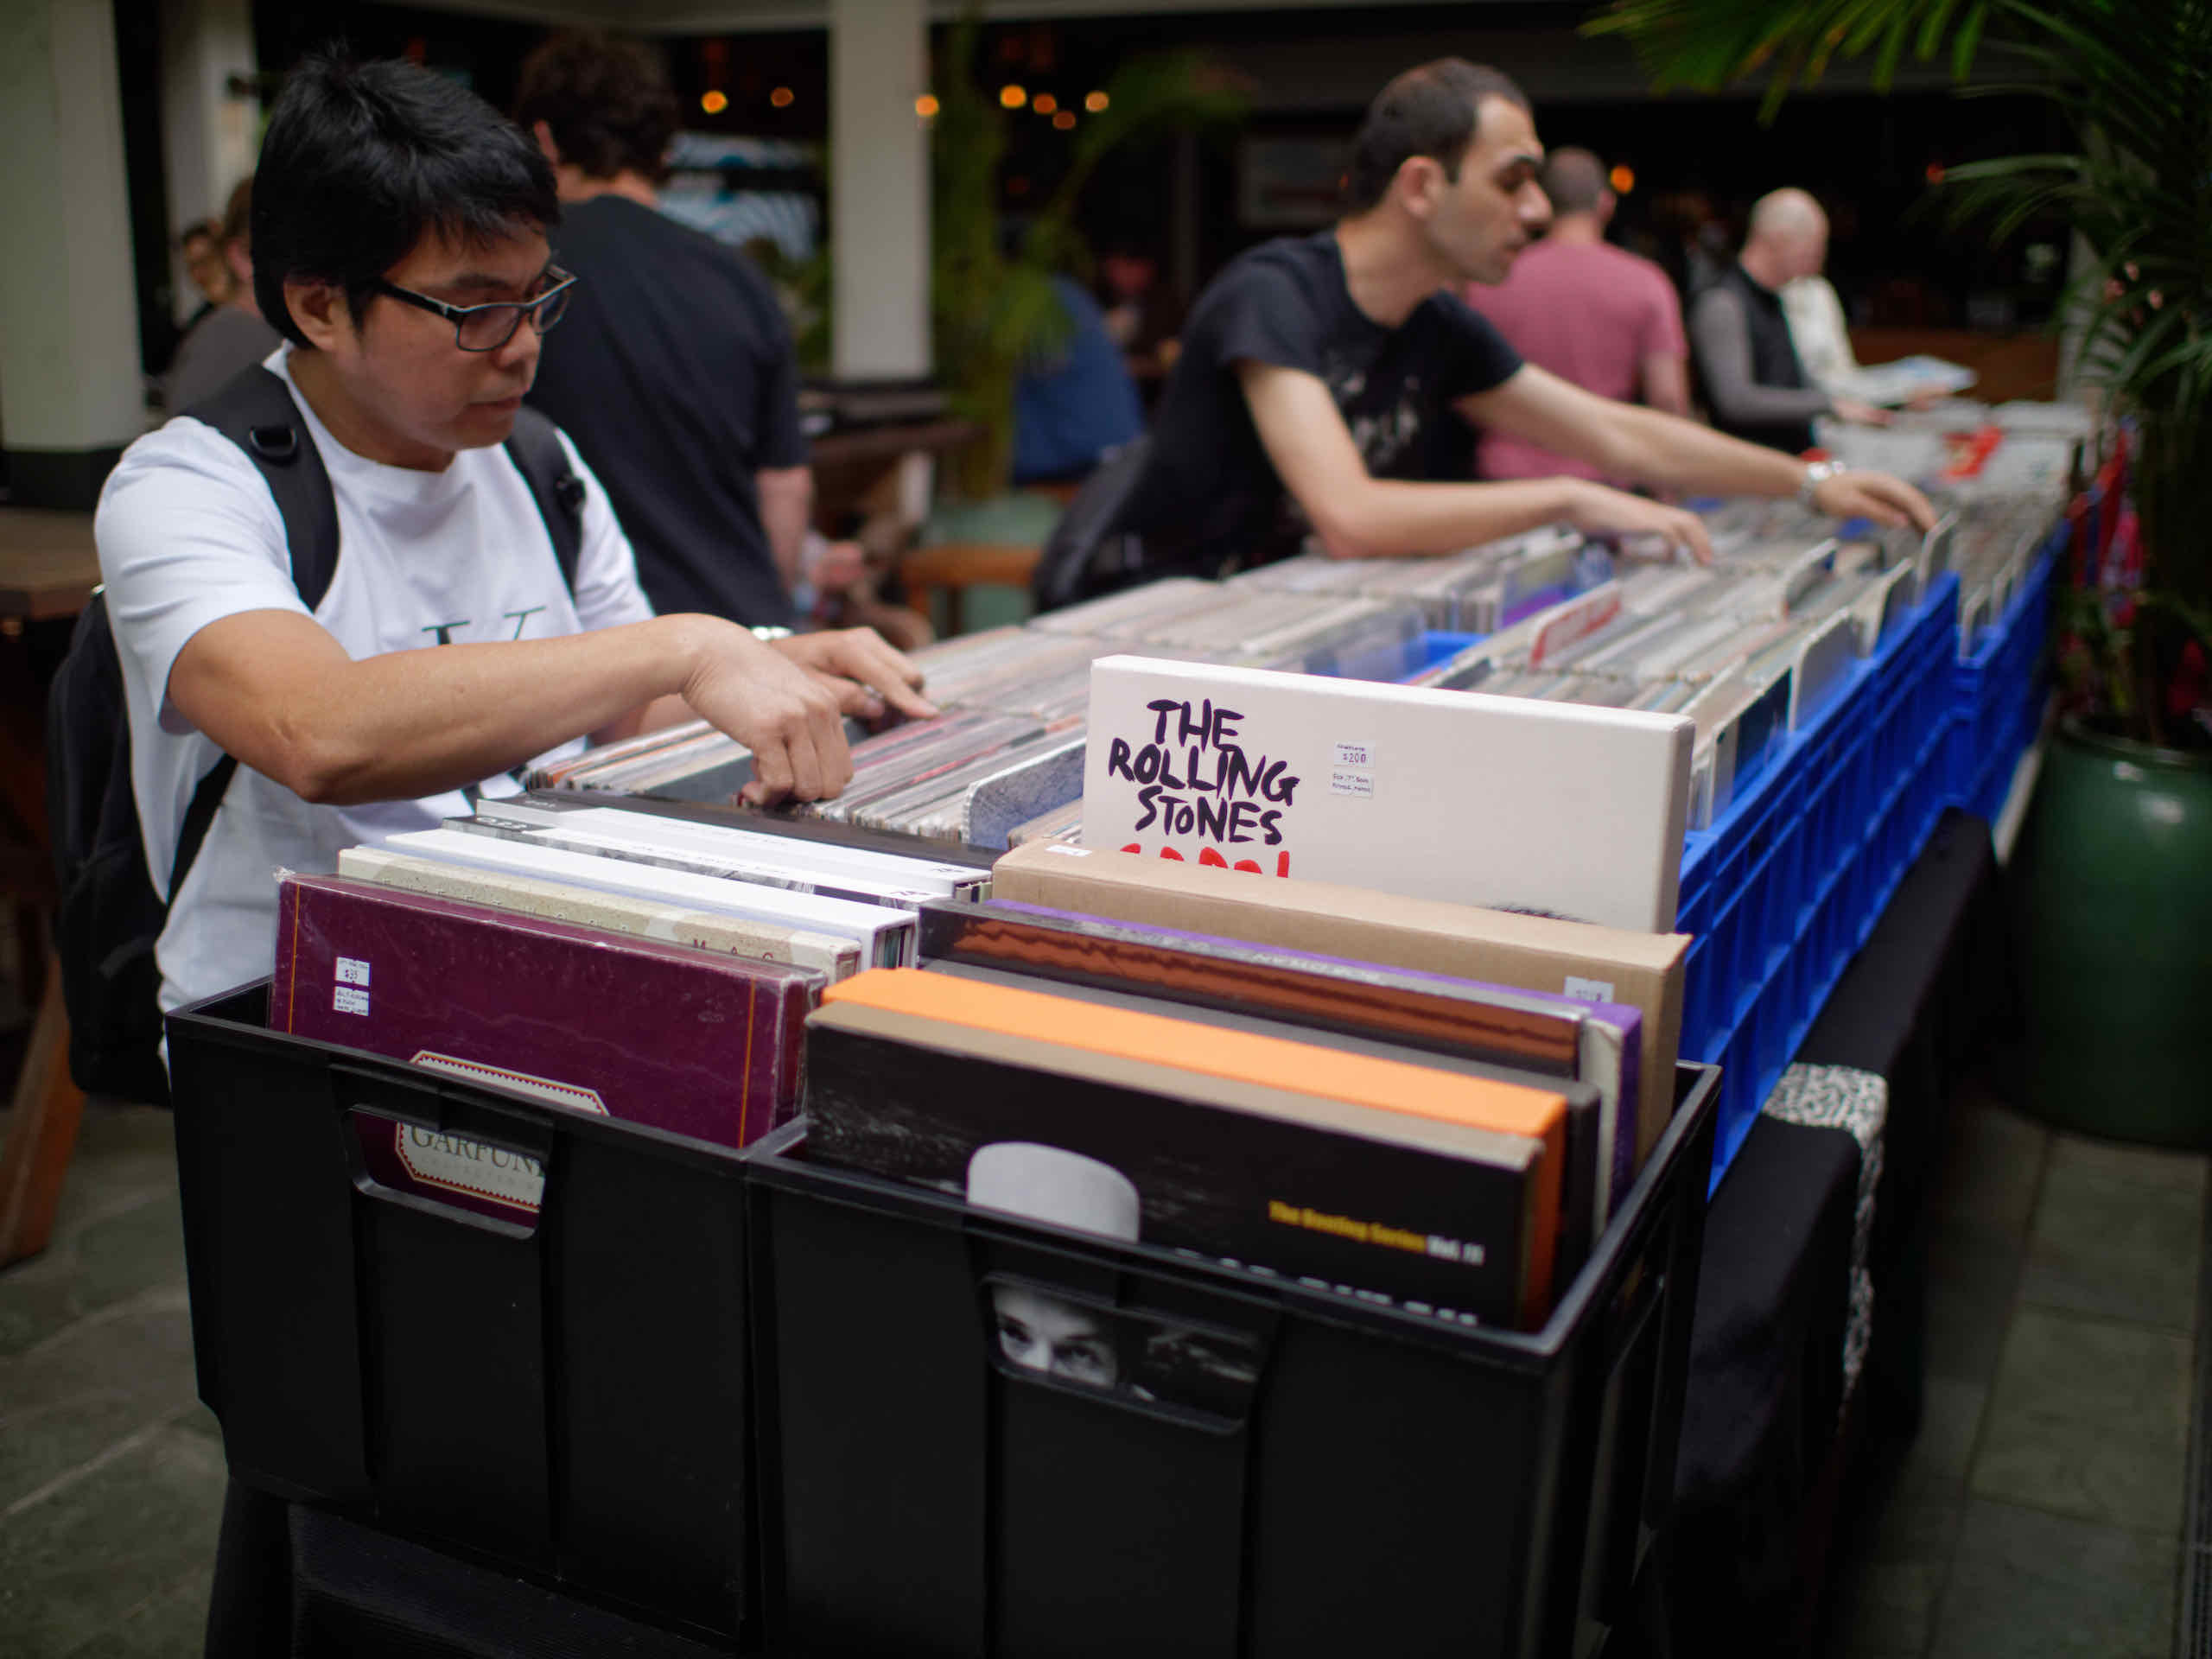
[1465,148,1689,485]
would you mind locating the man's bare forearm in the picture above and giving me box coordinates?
[1311,476,1574,559]
[177,610,730,805]
[1600,401,1809,497]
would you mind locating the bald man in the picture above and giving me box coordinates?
[1465,148,1689,486]
[1689,188,1887,453]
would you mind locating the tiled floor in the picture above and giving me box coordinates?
[1,1078,2199,1657]
[0,1101,224,1657]
[1821,1079,2205,1659]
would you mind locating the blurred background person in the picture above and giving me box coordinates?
[517,29,816,631]
[176,216,232,325]
[1464,147,1689,487]
[1689,187,1890,454]
[1012,272,1145,486]
[162,177,281,411]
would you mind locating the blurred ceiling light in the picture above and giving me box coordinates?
[1084,91,1109,112]
[1033,92,1058,114]
[914,93,939,118]
[700,90,728,114]
[1608,164,1635,194]
[1053,110,1076,130]
[770,86,794,108]
[1000,84,1027,109]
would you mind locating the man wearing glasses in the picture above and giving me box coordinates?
[95,54,931,1021]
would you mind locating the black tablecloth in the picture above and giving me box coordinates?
[202,810,2012,1658]
[1661,809,2011,1654]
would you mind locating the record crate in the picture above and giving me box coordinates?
[1676,570,1960,1188]
[164,984,760,1649]
[1944,531,2061,823]
[745,1063,1719,1659]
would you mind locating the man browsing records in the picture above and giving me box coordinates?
[95,54,933,1018]
[1104,60,1933,586]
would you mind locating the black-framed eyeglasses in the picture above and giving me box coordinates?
[372,268,577,352]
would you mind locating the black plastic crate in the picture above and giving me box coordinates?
[166,982,758,1648]
[747,1062,1720,1659]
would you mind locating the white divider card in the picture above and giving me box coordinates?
[1081,655,1696,932]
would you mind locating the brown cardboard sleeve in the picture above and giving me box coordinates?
[993,841,1689,1168]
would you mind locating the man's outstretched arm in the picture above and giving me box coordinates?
[166,611,932,809]
[1237,359,1720,563]
[1460,365,1936,530]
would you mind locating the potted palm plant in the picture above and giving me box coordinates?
[928,13,1243,503]
[1593,0,2212,1141]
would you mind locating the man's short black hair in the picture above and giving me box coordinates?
[252,52,560,349]
[1344,59,1532,214]
[513,30,679,185]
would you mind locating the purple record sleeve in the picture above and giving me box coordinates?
[274,874,819,1219]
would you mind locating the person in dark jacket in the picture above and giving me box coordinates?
[1688,188,1890,454]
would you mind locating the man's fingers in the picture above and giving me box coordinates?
[1668,511,1715,566]
[782,718,826,802]
[830,633,938,718]
[813,669,887,721]
[745,730,795,806]
[809,690,853,798]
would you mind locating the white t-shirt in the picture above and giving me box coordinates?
[95,348,656,1015]
[1781,275,1859,390]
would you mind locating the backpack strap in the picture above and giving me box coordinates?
[168,755,238,905]
[183,365,344,609]
[505,404,585,594]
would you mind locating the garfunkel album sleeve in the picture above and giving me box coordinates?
[273,874,817,1219]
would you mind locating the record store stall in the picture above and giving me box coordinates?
[167,398,2080,1655]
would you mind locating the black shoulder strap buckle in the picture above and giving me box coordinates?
[247,424,299,463]
[183,365,341,610]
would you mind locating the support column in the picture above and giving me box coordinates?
[829,0,930,380]
[160,0,257,327]
[0,1,145,508]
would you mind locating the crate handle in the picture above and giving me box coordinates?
[976,1271,1269,1434]
[332,1062,554,1238]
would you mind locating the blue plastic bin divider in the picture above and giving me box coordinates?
[1943,531,2060,816]
[1408,575,1966,1194]
[1413,630,1484,672]
[1678,572,1960,1191]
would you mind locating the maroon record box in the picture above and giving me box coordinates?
[273,873,819,1219]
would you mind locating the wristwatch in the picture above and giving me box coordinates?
[1798,458,1846,510]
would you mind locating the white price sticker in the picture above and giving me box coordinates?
[333,985,370,1016]
[335,957,371,987]
[1563,976,1616,1004]
[1332,741,1376,768]
[1329,769,1376,800]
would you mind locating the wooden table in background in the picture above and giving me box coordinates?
[0,507,99,1268]
[1848,326,2063,407]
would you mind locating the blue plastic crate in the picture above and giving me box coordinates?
[1679,573,1961,1190]
[1412,630,1484,673]
[1942,531,2060,811]
[1406,579,1962,1195]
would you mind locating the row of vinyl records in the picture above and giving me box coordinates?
[268,797,1689,1334]
[527,480,2061,855]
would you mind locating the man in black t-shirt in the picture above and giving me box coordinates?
[516,33,809,628]
[1107,60,1933,589]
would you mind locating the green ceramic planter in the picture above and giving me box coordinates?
[2014,719,2212,1145]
